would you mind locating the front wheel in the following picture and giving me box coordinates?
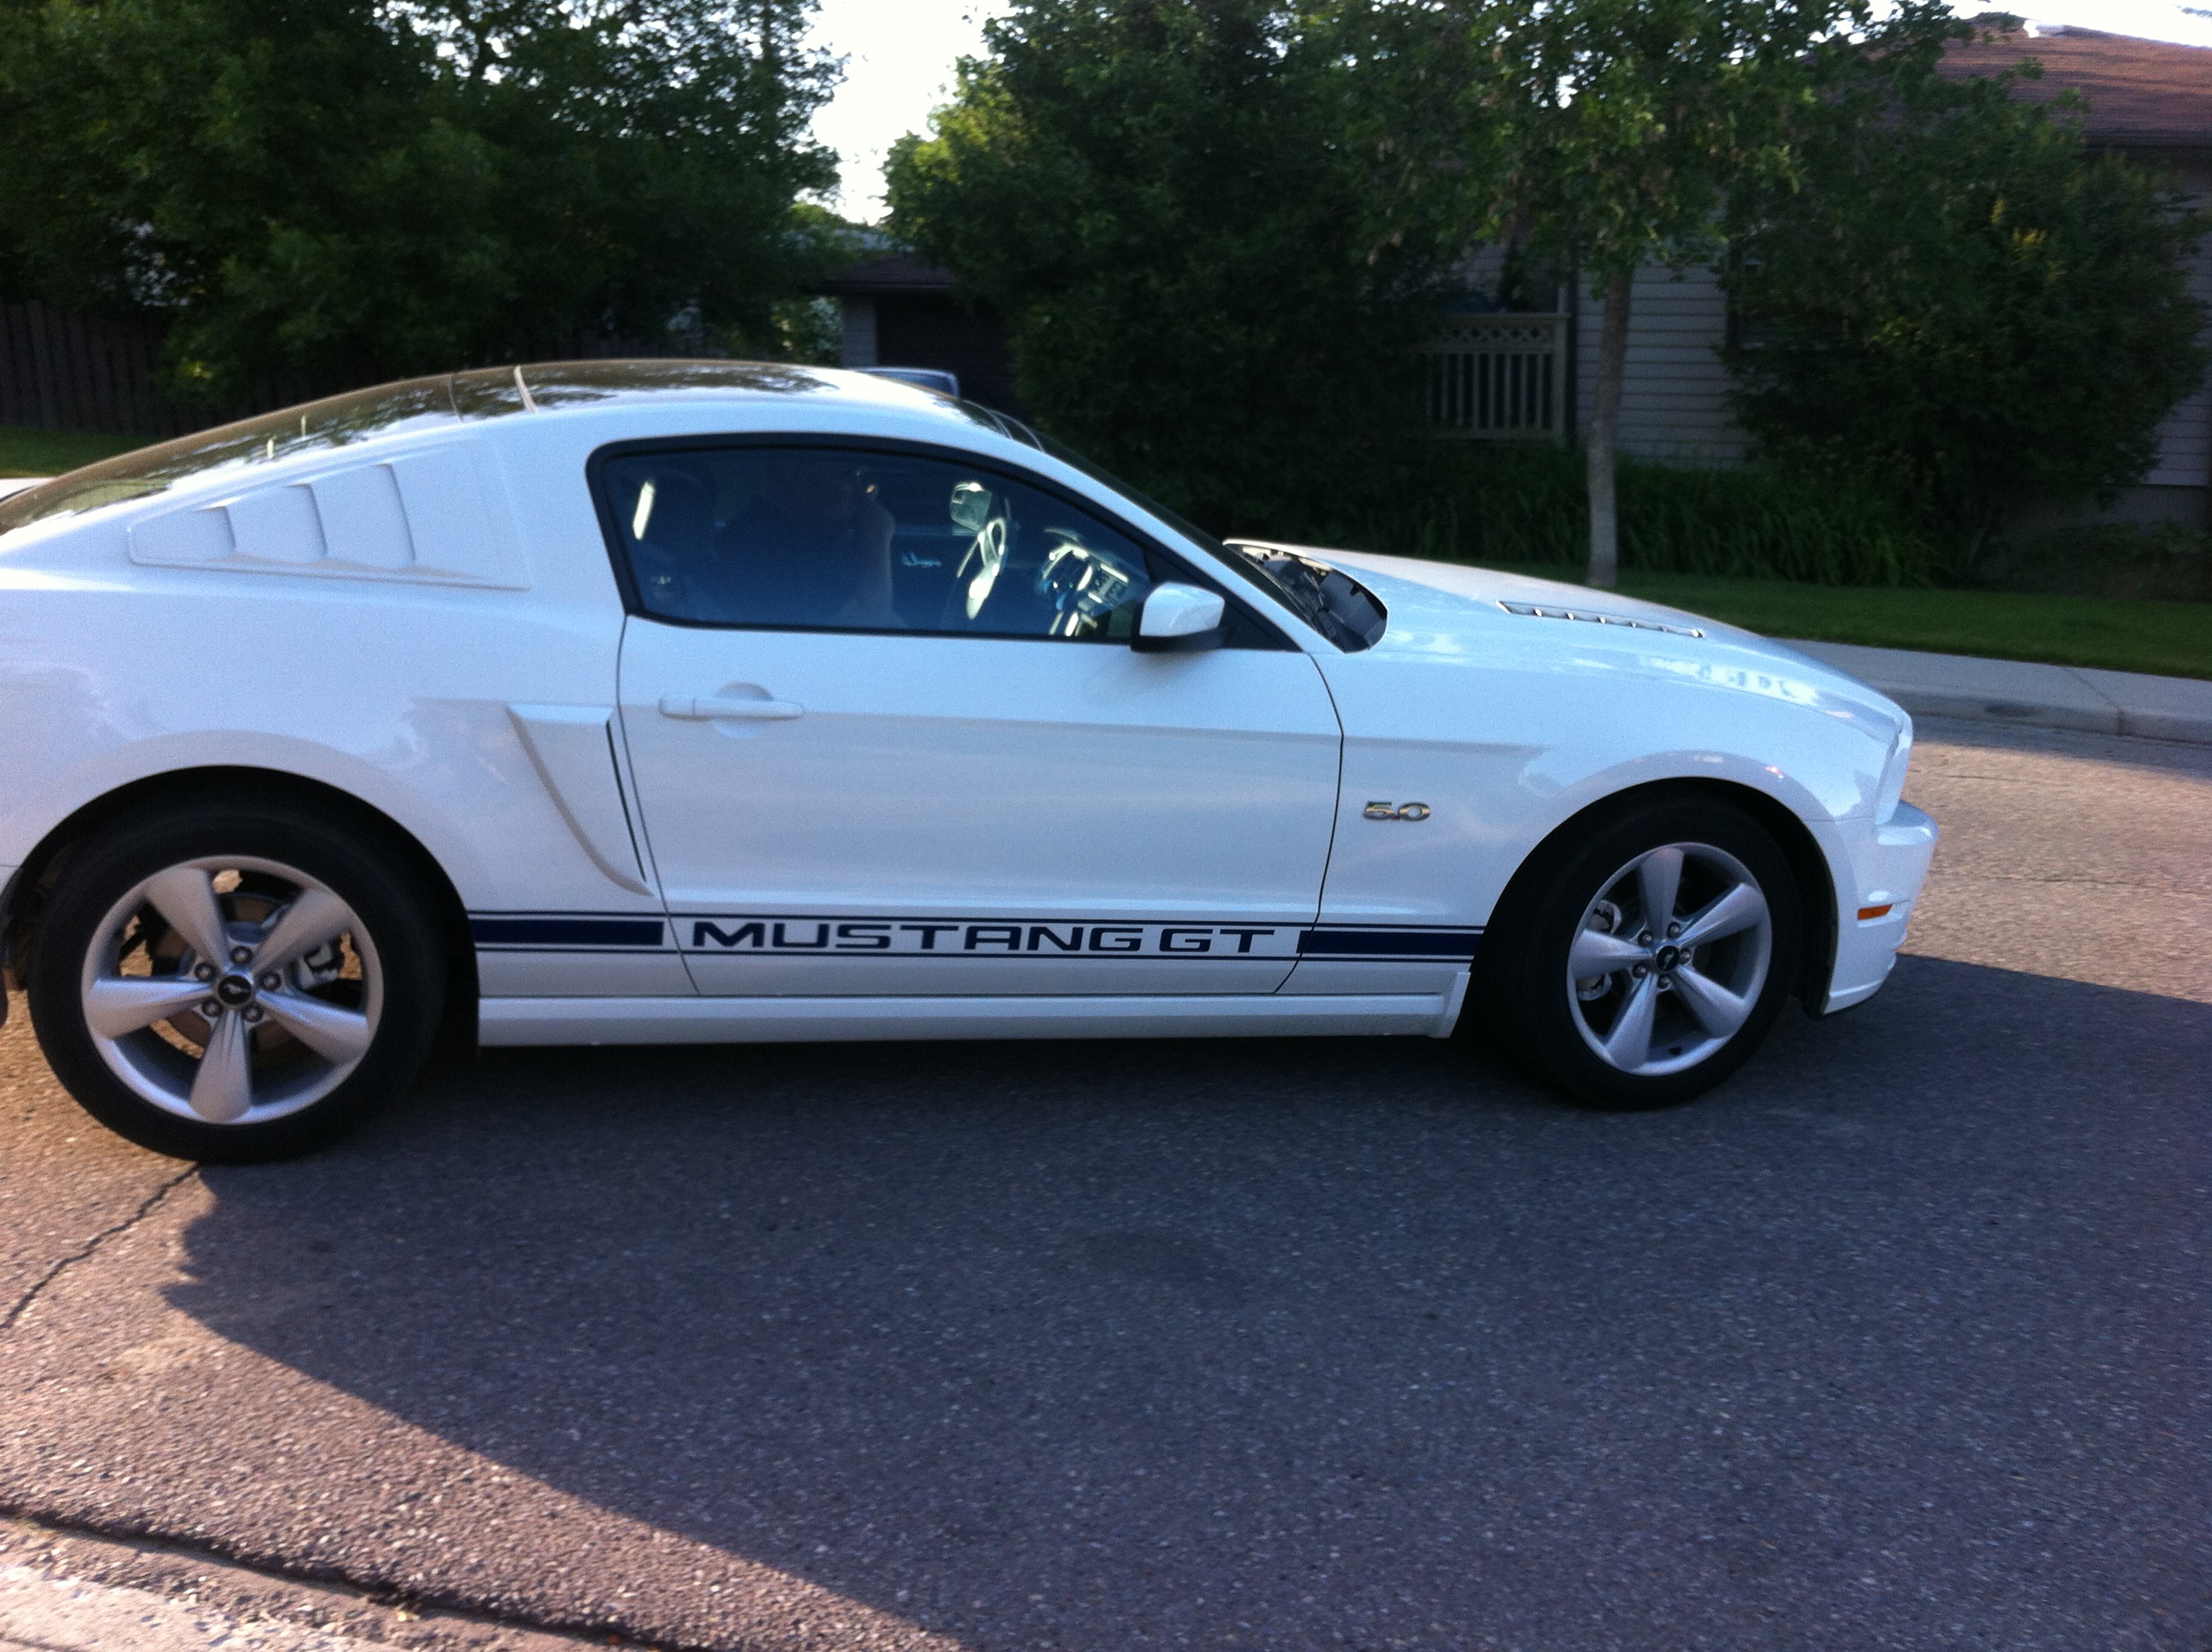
[1480,798,1802,1110]
[26,800,445,1162]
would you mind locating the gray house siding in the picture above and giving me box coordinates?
[1573,264,1743,467]
[1546,171,2209,530]
[1554,28,2212,532]
[2144,157,2211,493]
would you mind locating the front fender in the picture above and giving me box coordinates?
[1309,625,1894,934]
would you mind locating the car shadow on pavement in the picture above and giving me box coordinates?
[159,956,2209,1651]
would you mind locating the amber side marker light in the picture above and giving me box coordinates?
[1857,905,1894,921]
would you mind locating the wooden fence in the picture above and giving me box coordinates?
[0,297,235,438]
[1421,313,1569,439]
[10,290,1578,446]
[3,295,731,442]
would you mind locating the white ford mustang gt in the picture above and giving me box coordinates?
[0,363,1936,1160]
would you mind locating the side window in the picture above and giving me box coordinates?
[602,446,1159,642]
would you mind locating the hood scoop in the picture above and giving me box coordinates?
[1498,599,1702,638]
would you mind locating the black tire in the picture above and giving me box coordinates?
[1476,794,1802,1111]
[26,798,445,1162]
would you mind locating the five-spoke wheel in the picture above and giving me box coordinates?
[79,856,381,1126]
[28,798,444,1161]
[1477,794,1802,1109]
[1566,841,1773,1079]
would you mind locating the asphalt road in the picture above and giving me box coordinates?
[2,718,2205,1652]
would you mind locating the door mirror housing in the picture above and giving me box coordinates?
[1132,582,1226,653]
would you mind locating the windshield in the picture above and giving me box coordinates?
[0,369,526,536]
[1225,545,1388,651]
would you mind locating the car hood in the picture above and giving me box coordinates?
[1256,543,1911,741]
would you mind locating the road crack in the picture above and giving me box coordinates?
[0,1169,196,1337]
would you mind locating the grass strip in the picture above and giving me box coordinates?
[0,427,154,477]
[1487,563,2211,681]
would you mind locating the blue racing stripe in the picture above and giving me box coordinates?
[1299,928,1482,959]
[471,916,667,948]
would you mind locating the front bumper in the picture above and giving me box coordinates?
[1819,803,1938,1014]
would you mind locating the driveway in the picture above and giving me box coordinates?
[2,717,2205,1651]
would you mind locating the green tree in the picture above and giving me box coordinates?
[1722,32,2210,561]
[1397,0,1976,588]
[885,0,1459,535]
[0,0,839,402]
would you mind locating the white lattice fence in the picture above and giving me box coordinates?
[1421,314,1567,439]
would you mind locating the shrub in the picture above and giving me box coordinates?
[1301,441,1939,588]
[1722,35,2209,562]
[886,0,1457,533]
[0,0,841,403]
[1988,524,2210,603]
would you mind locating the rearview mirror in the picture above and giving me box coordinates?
[948,480,994,532]
[1132,582,1226,653]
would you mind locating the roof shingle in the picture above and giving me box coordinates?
[1942,22,2212,149]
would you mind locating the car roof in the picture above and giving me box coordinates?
[0,361,1019,538]
[500,360,1022,443]
[504,359,958,417]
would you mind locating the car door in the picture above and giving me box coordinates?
[604,439,1344,997]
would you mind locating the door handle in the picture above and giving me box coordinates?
[658,694,805,721]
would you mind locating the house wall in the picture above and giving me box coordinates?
[1988,152,2210,536]
[2141,156,2210,500]
[839,296,879,369]
[1442,247,1746,462]
[833,293,1026,416]
[1443,248,1745,464]
[1563,218,2211,533]
[875,295,1026,416]
[1573,263,1746,466]
[1526,152,2212,525]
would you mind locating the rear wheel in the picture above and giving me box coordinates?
[27,801,445,1161]
[1481,797,1802,1110]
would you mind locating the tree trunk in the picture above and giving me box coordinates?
[1586,269,1633,589]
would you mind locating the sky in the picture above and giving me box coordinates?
[805,0,1011,222]
[801,0,2212,223]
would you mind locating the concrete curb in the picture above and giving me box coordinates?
[0,1520,613,1651]
[1784,638,2212,745]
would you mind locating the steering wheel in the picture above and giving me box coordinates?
[1036,532,1139,638]
[951,508,1013,623]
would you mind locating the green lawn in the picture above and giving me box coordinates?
[0,425,154,476]
[1489,563,2212,681]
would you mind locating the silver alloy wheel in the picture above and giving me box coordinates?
[78,855,382,1125]
[1565,841,1773,1078]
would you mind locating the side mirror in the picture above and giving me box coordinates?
[1132,582,1226,654]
